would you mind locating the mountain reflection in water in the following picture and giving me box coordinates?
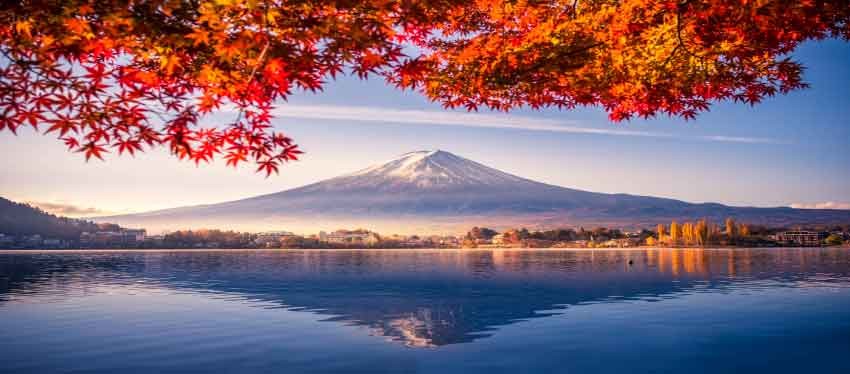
[1,248,849,348]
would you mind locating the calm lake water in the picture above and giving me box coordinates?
[1,248,849,373]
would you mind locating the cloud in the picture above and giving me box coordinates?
[266,104,785,144]
[790,202,850,210]
[698,135,785,144]
[27,201,106,217]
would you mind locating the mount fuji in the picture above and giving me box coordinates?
[99,150,850,233]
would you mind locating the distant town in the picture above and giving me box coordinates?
[2,218,848,250]
[2,194,848,250]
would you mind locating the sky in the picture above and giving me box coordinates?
[1,40,849,217]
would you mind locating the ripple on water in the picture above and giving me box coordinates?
[1,248,849,374]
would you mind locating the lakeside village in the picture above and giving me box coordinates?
[1,218,849,250]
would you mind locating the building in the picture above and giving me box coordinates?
[255,231,298,247]
[23,234,43,248]
[323,230,380,245]
[81,228,147,247]
[435,236,461,247]
[600,238,640,248]
[0,234,14,247]
[775,231,826,246]
[144,235,166,246]
[42,238,65,248]
[122,229,147,242]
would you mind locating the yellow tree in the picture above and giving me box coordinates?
[670,221,681,246]
[682,222,694,246]
[725,217,736,238]
[738,223,751,237]
[695,219,709,246]
[709,221,722,244]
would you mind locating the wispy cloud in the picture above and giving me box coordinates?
[790,201,850,210]
[27,201,106,217]
[266,104,785,144]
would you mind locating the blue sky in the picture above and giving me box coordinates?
[1,40,848,216]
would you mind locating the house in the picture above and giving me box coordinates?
[255,231,298,247]
[23,234,43,247]
[0,234,14,247]
[122,229,147,242]
[80,228,147,247]
[775,231,826,246]
[600,238,640,248]
[435,236,461,247]
[42,238,65,248]
[323,230,381,245]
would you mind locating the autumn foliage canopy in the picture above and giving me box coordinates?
[2,0,848,174]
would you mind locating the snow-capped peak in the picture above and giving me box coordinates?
[305,150,535,192]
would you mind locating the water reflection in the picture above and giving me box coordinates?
[1,248,849,348]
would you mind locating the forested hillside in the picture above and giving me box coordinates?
[0,197,102,239]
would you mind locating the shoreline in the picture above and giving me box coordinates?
[1,246,847,254]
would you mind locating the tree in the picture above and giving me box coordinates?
[709,221,721,242]
[501,229,522,244]
[0,196,105,239]
[694,219,709,246]
[670,220,681,245]
[518,228,531,239]
[3,1,849,173]
[738,223,750,237]
[682,222,694,245]
[466,226,498,240]
[656,223,666,243]
[825,234,844,246]
[725,217,736,238]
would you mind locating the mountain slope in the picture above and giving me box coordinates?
[296,150,538,192]
[0,197,103,239]
[98,150,850,233]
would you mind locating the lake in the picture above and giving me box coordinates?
[1,248,849,373]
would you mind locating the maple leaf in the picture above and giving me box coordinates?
[160,54,182,76]
[115,139,143,156]
[45,115,78,137]
[187,30,211,47]
[224,150,248,168]
[256,159,279,177]
[1,0,847,176]
[61,137,80,150]
[14,20,33,37]
[78,142,107,161]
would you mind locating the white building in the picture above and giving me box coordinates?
[123,229,147,242]
[255,231,298,247]
[775,231,825,246]
[323,230,380,245]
